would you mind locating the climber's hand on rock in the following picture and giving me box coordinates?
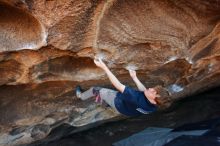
[94,58,107,70]
[129,69,137,79]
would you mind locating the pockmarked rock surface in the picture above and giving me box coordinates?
[0,0,220,145]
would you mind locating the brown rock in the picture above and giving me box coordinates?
[0,0,220,145]
[0,2,46,52]
[0,59,24,85]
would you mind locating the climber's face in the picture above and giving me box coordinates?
[144,88,159,105]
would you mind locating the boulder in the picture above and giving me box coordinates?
[0,0,220,145]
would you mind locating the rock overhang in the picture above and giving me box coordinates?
[0,1,47,52]
[0,0,220,145]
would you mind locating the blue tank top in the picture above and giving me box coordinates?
[114,86,157,116]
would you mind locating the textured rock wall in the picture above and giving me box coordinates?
[0,0,220,95]
[0,2,46,51]
[0,0,220,145]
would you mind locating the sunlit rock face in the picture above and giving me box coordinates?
[0,2,46,51]
[0,0,220,145]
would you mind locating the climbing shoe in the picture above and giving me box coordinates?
[75,85,82,99]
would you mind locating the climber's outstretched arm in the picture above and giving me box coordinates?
[129,70,146,92]
[94,58,125,93]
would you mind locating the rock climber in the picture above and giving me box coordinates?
[76,58,168,116]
